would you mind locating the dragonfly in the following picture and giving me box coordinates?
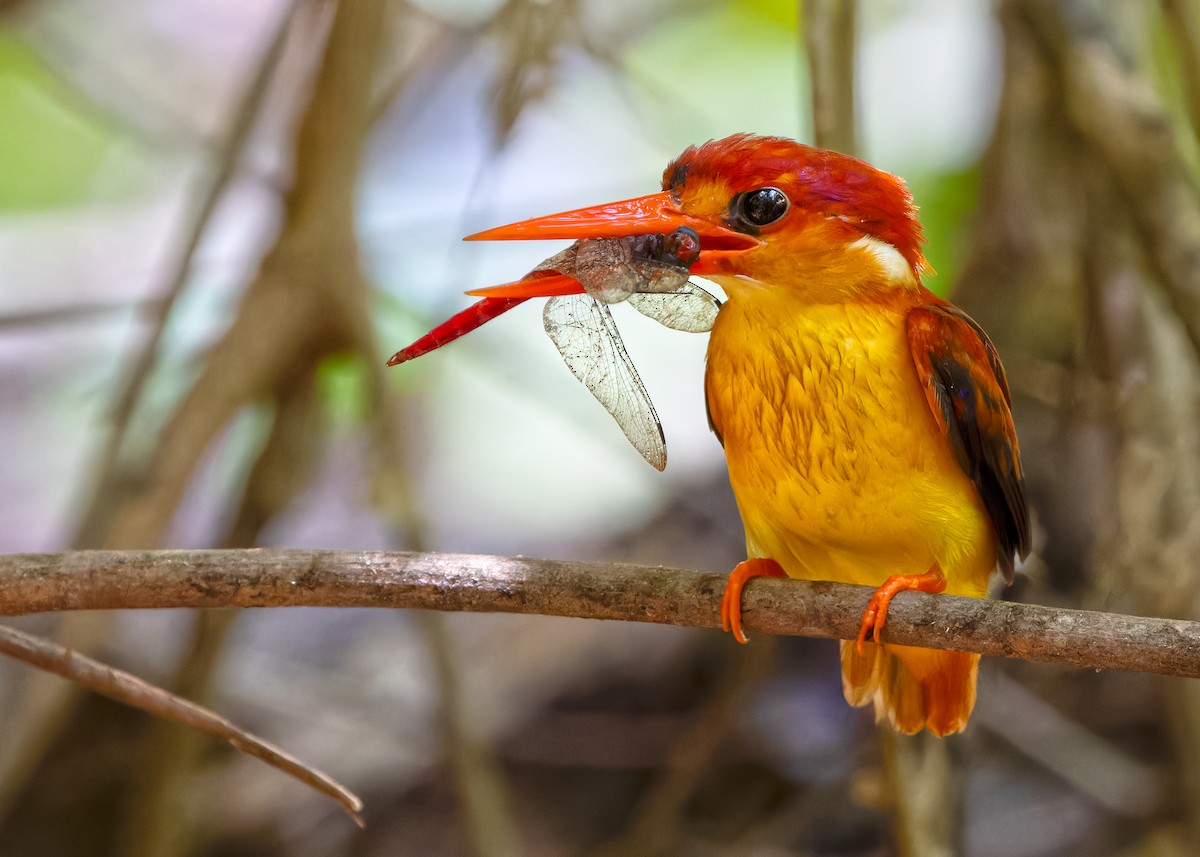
[388,226,721,470]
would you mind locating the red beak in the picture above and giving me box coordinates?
[464,191,757,299]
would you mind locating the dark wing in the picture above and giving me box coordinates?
[907,304,1031,582]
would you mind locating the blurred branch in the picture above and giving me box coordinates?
[589,641,775,857]
[0,299,156,331]
[72,0,303,549]
[803,0,858,154]
[98,0,385,551]
[95,0,391,851]
[118,610,240,857]
[0,621,363,826]
[881,732,957,857]
[1,550,1199,679]
[1019,0,1200,358]
[366,11,468,127]
[421,614,523,857]
[976,670,1165,817]
[1162,0,1200,145]
[487,0,579,143]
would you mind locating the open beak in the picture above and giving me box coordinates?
[386,191,756,367]
[464,190,758,299]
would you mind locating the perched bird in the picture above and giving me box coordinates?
[461,134,1030,736]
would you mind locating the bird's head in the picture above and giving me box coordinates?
[468,134,928,302]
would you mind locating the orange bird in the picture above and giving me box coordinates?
[453,134,1031,736]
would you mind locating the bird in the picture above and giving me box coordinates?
[462,134,1031,736]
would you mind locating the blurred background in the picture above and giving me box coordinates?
[1,0,1199,854]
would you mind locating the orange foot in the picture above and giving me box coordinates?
[720,558,787,644]
[856,567,946,654]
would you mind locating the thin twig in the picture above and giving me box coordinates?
[118,610,241,857]
[1,550,1198,678]
[365,9,465,127]
[976,670,1165,817]
[0,622,363,826]
[0,299,156,332]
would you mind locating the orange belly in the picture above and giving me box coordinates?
[704,291,996,596]
[705,288,996,735]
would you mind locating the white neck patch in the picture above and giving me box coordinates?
[848,234,917,286]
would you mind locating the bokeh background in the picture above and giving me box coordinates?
[2,0,1200,854]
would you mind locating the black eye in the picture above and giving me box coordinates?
[732,187,789,230]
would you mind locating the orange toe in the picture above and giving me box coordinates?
[856,568,946,654]
[720,558,787,644]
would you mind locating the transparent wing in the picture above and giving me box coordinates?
[543,294,667,471]
[628,281,721,333]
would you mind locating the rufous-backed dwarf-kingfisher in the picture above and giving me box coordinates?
[461,134,1031,736]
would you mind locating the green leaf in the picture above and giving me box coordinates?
[317,353,370,424]
[0,31,126,210]
[623,0,805,142]
[908,164,982,297]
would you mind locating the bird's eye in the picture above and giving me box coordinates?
[731,187,790,231]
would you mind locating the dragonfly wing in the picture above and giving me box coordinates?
[628,281,722,333]
[543,294,667,470]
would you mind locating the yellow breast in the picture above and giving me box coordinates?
[704,287,995,595]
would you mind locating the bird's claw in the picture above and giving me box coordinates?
[855,568,947,655]
[720,558,787,644]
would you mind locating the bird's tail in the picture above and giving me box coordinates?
[840,641,978,737]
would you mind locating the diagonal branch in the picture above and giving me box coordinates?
[1,549,1198,679]
[0,622,363,825]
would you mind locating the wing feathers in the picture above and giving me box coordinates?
[908,304,1031,582]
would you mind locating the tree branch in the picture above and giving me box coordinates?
[0,622,363,826]
[1,550,1197,679]
[72,0,302,550]
[804,0,859,154]
[1019,0,1200,361]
